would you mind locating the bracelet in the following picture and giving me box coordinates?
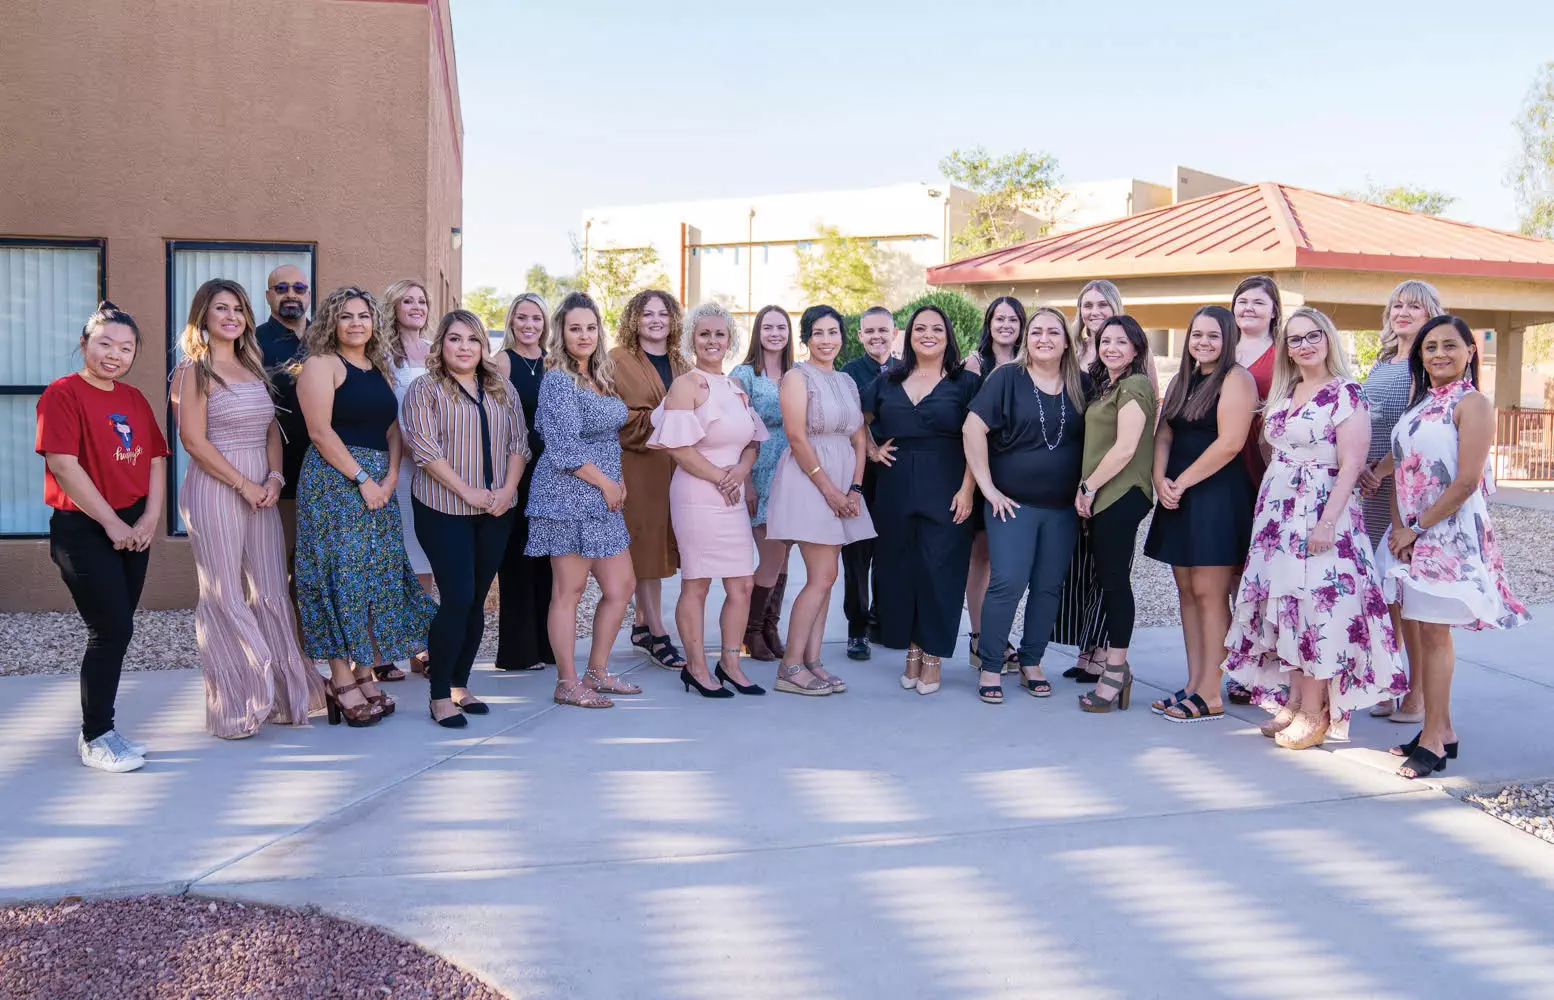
[265,472,285,487]
[806,465,822,478]
[848,483,864,495]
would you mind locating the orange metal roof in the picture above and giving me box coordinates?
[927,182,1554,285]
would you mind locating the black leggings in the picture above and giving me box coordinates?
[1090,487,1151,650]
[496,475,554,669]
[413,499,514,700]
[51,501,149,742]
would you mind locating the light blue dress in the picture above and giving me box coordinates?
[525,370,631,559]
[731,364,789,527]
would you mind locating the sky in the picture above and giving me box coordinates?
[450,0,1554,291]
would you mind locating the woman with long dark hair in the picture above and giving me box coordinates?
[172,279,323,739]
[964,307,1088,704]
[1074,315,1157,713]
[1142,306,1256,722]
[862,304,978,694]
[962,296,1024,674]
[1378,315,1528,778]
[732,305,796,660]
[38,302,168,771]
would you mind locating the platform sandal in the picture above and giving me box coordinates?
[1078,661,1132,713]
[1162,693,1224,723]
[1151,689,1188,715]
[631,625,688,670]
[325,680,381,728]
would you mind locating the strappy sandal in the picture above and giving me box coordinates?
[1398,744,1447,780]
[353,669,395,717]
[808,660,845,693]
[1020,666,1052,698]
[631,625,688,670]
[1064,649,1105,683]
[916,655,942,695]
[978,673,1003,704]
[775,662,833,696]
[902,648,924,690]
[585,669,642,696]
[1162,693,1225,723]
[1390,731,1459,760]
[373,663,407,682]
[1078,661,1132,713]
[324,680,380,728]
[554,678,613,708]
[1001,643,1019,675]
[1151,689,1188,715]
[1226,680,1253,705]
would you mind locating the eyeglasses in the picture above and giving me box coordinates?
[271,282,309,295]
[1286,330,1327,348]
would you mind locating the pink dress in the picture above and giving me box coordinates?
[647,371,768,579]
[764,362,877,546]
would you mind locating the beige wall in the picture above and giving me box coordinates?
[0,0,462,611]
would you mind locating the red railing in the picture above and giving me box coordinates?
[1495,408,1554,482]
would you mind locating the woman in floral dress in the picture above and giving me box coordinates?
[1377,315,1529,779]
[1222,307,1406,749]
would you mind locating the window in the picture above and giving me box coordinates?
[165,241,315,533]
[0,238,106,536]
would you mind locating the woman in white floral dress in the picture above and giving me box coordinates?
[1222,308,1407,749]
[1377,315,1529,779]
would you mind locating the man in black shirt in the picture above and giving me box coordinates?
[254,264,311,557]
[838,305,897,660]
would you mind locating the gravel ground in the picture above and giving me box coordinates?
[1465,782,1554,845]
[4,502,1550,676]
[0,894,508,1000]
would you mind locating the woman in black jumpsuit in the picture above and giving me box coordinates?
[860,304,979,694]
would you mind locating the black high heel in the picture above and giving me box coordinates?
[1391,731,1459,760]
[680,667,734,699]
[715,649,766,696]
[429,702,468,728]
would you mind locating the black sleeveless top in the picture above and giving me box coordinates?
[504,348,546,460]
[332,356,398,451]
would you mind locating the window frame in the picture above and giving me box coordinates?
[162,239,317,537]
[0,236,108,539]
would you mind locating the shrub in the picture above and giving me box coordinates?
[893,290,983,359]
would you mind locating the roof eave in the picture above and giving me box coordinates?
[1293,248,1554,282]
[927,248,1301,286]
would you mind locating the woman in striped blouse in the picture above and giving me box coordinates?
[401,309,531,728]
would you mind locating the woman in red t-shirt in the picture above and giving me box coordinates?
[35,301,169,773]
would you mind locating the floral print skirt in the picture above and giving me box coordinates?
[294,446,436,663]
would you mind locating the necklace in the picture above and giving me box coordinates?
[513,350,542,378]
[1032,377,1066,451]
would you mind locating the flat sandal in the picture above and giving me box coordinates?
[585,669,641,696]
[554,679,612,708]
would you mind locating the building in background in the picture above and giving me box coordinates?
[579,166,1241,320]
[1,0,463,611]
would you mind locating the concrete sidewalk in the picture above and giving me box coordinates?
[3,576,1553,999]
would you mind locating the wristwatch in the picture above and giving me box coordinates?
[1404,513,1422,533]
[1079,480,1096,496]
[848,483,864,495]
[352,469,370,485]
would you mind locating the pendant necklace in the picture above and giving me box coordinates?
[1033,376,1065,451]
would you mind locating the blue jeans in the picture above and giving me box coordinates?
[978,503,1078,668]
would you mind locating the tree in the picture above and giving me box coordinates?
[795,225,884,316]
[1344,180,1457,216]
[524,264,580,309]
[583,246,670,332]
[462,285,508,332]
[1510,61,1554,238]
[939,147,1066,259]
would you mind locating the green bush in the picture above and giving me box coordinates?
[1351,330,1382,376]
[894,290,984,359]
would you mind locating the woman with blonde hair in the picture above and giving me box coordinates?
[609,289,692,671]
[527,291,640,707]
[492,292,555,671]
[172,278,324,738]
[294,286,436,727]
[1223,307,1405,749]
[1358,279,1443,722]
[402,309,530,727]
[381,277,434,680]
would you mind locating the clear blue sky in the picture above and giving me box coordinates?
[450,0,1554,290]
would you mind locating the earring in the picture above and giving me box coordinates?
[200,328,209,345]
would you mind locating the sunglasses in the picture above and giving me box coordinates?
[271,282,309,295]
[1286,330,1327,348]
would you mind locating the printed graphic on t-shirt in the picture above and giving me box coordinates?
[109,413,142,464]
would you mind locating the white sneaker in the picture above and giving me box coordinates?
[79,732,145,773]
[101,729,148,757]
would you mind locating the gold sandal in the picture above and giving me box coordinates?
[585,669,641,696]
[554,679,613,708]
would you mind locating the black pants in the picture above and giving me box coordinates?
[51,500,149,742]
[496,477,554,669]
[840,466,877,638]
[413,499,514,700]
[1089,487,1151,649]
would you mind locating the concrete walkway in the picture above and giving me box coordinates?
[4,575,1554,999]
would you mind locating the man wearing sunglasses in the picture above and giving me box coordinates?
[255,264,313,561]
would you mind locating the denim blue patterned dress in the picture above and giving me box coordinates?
[525,369,631,559]
[731,364,788,527]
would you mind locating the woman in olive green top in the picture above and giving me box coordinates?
[1075,315,1156,713]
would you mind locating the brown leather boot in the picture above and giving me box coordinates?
[744,584,776,660]
[762,573,788,659]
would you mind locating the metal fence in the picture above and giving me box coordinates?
[1495,408,1554,482]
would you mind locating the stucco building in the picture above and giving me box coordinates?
[1,0,464,611]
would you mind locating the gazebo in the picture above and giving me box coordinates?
[926,182,1554,411]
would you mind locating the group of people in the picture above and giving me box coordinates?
[39,267,1526,783]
